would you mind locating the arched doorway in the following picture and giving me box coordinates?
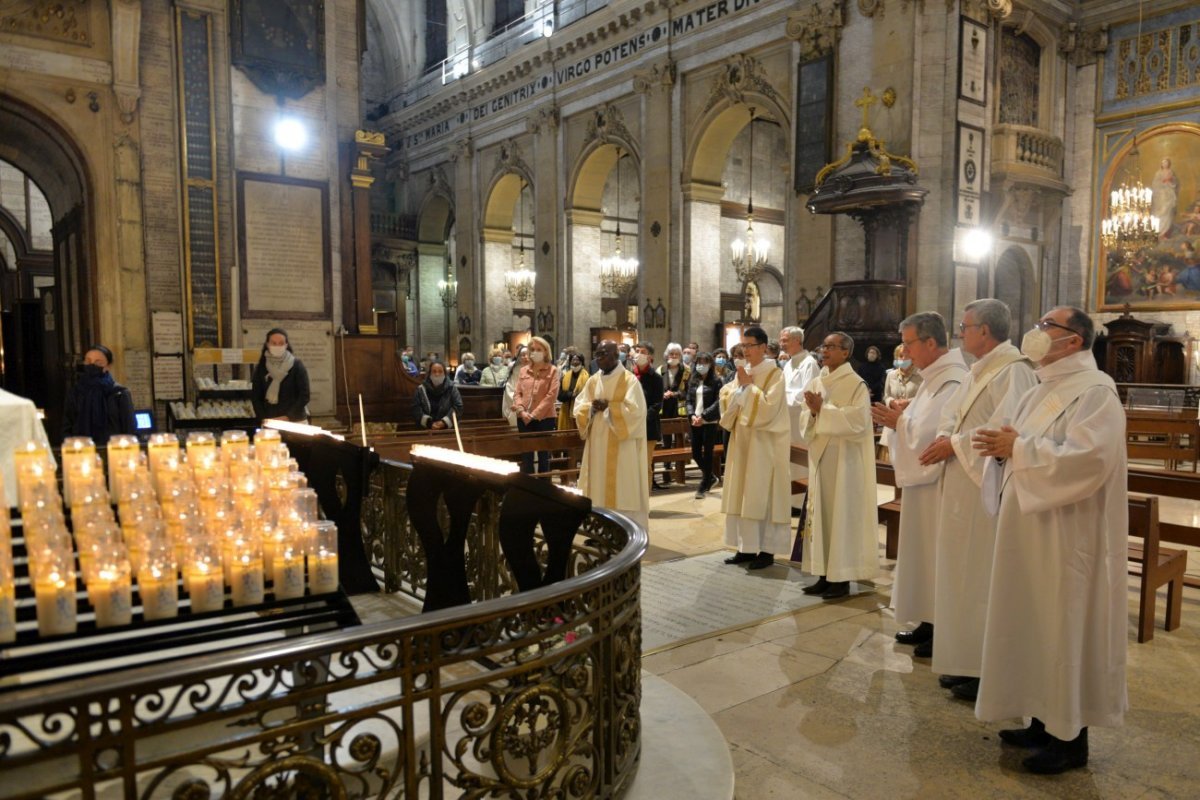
[416,191,454,360]
[0,95,94,439]
[568,143,641,351]
[481,172,533,351]
[994,246,1036,345]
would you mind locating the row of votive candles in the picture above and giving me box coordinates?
[2,429,341,642]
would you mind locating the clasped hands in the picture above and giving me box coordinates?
[972,425,1018,459]
[870,399,906,430]
[803,389,822,415]
[591,398,610,413]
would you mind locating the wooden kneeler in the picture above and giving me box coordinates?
[1127,495,1187,643]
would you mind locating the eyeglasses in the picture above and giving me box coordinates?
[740,342,765,350]
[1036,319,1081,337]
[958,322,982,333]
[817,344,846,351]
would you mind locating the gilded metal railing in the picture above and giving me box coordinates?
[0,460,646,799]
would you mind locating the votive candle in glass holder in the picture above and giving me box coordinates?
[221,430,251,462]
[186,543,225,613]
[147,432,180,478]
[309,520,339,594]
[254,427,282,461]
[33,550,77,637]
[273,544,306,600]
[16,452,57,513]
[106,435,141,498]
[61,436,96,505]
[229,538,264,606]
[90,554,133,628]
[139,540,178,621]
[0,543,15,643]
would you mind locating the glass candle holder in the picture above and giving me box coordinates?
[229,537,264,606]
[33,549,78,637]
[273,544,306,600]
[61,436,96,505]
[293,488,319,524]
[106,435,141,499]
[139,540,179,621]
[310,520,339,594]
[221,430,251,463]
[16,453,57,514]
[186,542,225,614]
[0,543,15,643]
[90,554,133,628]
[253,428,282,463]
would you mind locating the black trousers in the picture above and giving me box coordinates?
[691,423,718,488]
[518,416,556,473]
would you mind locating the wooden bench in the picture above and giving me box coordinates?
[1125,409,1199,471]
[654,416,724,485]
[1127,495,1187,643]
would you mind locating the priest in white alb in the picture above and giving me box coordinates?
[720,326,792,571]
[871,313,966,651]
[574,341,650,531]
[972,306,1127,775]
[780,325,821,514]
[797,332,879,599]
[917,299,1037,695]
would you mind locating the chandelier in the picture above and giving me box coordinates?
[505,182,535,304]
[600,149,639,297]
[731,108,769,284]
[438,277,457,308]
[1102,0,1159,256]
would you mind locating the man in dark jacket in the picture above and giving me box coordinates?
[63,345,137,445]
[632,342,665,489]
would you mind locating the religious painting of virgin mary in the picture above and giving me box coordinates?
[1096,123,1200,311]
[231,0,325,99]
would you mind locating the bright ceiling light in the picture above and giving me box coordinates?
[962,227,993,261]
[274,117,308,151]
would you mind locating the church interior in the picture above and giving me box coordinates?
[1,0,1199,797]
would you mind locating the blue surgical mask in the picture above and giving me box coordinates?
[715,357,727,367]
[894,359,912,369]
[618,352,627,362]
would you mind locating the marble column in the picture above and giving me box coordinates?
[528,108,560,344]
[682,184,724,348]
[451,138,477,354]
[567,211,604,351]
[635,60,675,342]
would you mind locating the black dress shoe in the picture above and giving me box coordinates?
[802,576,829,595]
[999,718,1052,749]
[938,675,974,689]
[747,552,775,570]
[724,552,756,565]
[820,581,850,599]
[912,639,933,658]
[950,678,980,701]
[1023,729,1088,775]
[895,622,933,645]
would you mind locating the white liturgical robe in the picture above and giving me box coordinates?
[784,351,821,501]
[975,351,1128,741]
[798,363,878,582]
[889,349,967,627]
[574,364,650,531]
[1,388,54,508]
[931,343,1037,678]
[720,359,792,554]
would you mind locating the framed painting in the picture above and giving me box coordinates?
[1095,123,1200,311]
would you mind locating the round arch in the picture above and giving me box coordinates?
[684,94,791,187]
[417,191,454,244]
[483,170,534,231]
[994,245,1037,344]
[569,140,642,213]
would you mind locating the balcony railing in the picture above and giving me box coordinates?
[371,211,418,240]
[0,459,647,799]
[991,124,1065,185]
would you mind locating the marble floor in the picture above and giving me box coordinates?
[640,478,1200,800]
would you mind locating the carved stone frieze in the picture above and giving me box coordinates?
[961,0,1012,22]
[632,59,676,94]
[702,54,784,116]
[373,242,417,272]
[429,166,453,201]
[495,138,531,181]
[526,105,560,135]
[786,1,845,61]
[583,103,634,149]
[1059,21,1109,68]
[1,0,91,45]
[449,137,472,164]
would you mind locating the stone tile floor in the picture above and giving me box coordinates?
[642,478,1200,799]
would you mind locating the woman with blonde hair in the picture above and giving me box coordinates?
[512,336,560,473]
[878,343,922,461]
[481,346,510,387]
[454,352,482,385]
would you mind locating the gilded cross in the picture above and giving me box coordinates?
[854,87,878,130]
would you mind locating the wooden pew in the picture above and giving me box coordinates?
[1127,495,1187,643]
[1126,408,1199,471]
[654,416,725,485]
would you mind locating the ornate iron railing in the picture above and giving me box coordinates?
[0,459,646,799]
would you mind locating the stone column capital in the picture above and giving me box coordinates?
[787,1,845,61]
[633,59,676,94]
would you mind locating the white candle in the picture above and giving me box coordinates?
[188,564,225,613]
[310,552,339,594]
[230,556,264,606]
[139,570,178,620]
[35,574,77,636]
[273,552,306,600]
[91,573,133,628]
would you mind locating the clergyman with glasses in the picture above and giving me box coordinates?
[796,331,879,599]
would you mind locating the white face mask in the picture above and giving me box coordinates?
[667,357,680,367]
[530,351,545,363]
[1021,327,1075,363]
[571,364,582,372]
[635,353,649,367]
[682,354,693,365]
[463,359,475,369]
[492,357,503,366]
[696,363,710,376]
[894,359,912,370]
[268,344,287,358]
[430,374,445,386]
[733,358,747,370]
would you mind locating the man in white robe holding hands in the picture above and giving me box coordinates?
[917,299,1037,682]
[720,326,792,571]
[871,313,966,654]
[575,341,651,531]
[798,332,879,599]
[781,326,821,515]
[973,307,1127,775]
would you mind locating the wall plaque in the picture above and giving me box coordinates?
[956,122,985,226]
[238,173,331,319]
[959,16,988,106]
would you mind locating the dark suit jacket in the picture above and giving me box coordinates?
[635,366,664,442]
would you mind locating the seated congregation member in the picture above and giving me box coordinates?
[400,347,419,376]
[797,332,879,599]
[480,347,510,387]
[250,329,310,423]
[574,341,650,530]
[686,352,722,498]
[871,313,966,659]
[631,342,665,489]
[658,342,691,485]
[411,361,463,429]
[720,327,791,571]
[63,344,137,443]
[972,307,1127,775]
[557,352,589,430]
[454,352,482,385]
[512,337,559,473]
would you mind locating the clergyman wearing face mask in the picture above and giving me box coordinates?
[252,328,311,423]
